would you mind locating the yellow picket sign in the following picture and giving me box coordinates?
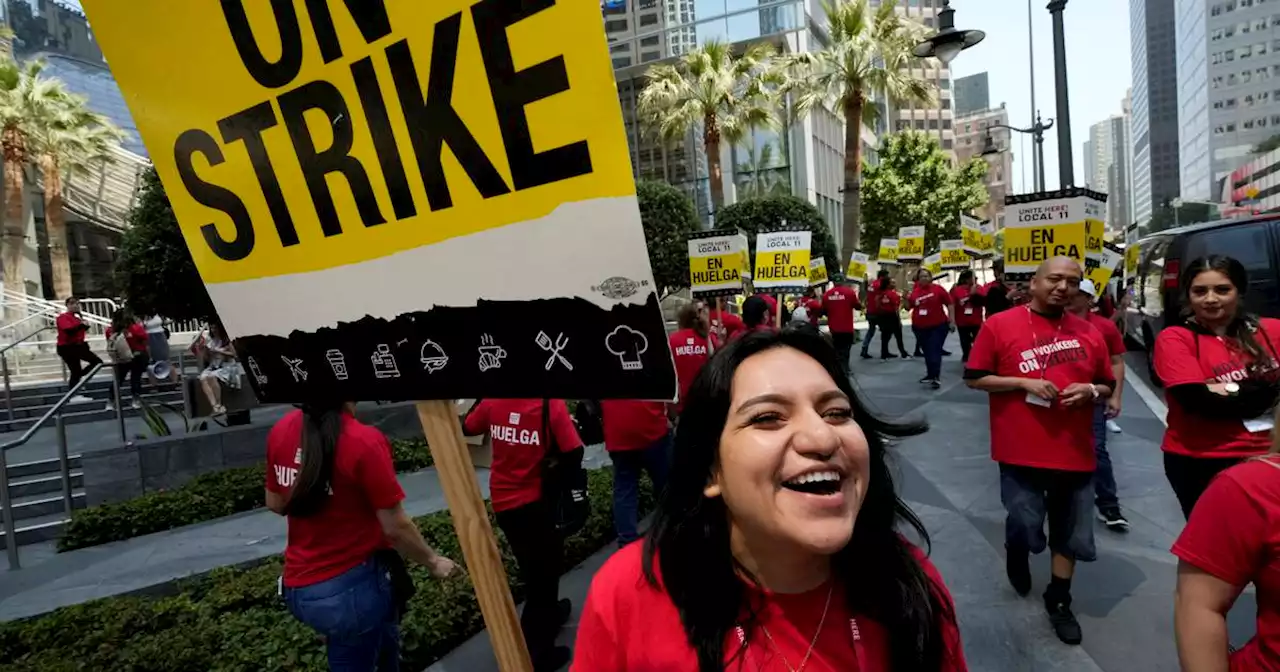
[877,239,899,265]
[923,253,943,276]
[980,223,996,255]
[753,231,812,292]
[939,240,969,269]
[897,226,925,261]
[961,226,984,255]
[1125,244,1140,277]
[846,252,869,280]
[809,258,829,286]
[1002,223,1086,267]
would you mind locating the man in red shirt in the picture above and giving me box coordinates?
[859,269,891,360]
[600,399,671,546]
[950,269,983,363]
[822,279,862,371]
[667,302,715,414]
[964,257,1115,646]
[464,399,583,670]
[711,304,745,342]
[1070,280,1130,532]
[55,298,101,402]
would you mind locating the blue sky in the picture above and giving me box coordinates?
[949,0,1133,194]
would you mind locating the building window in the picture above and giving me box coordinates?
[605,19,627,31]
[915,120,926,130]
[943,139,953,149]
[1246,119,1256,129]
[640,13,658,25]
[612,57,632,68]
[610,44,630,53]
[1227,122,1237,131]
[641,51,660,62]
[640,35,659,46]
[928,119,939,129]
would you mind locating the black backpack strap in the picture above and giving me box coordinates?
[541,399,557,459]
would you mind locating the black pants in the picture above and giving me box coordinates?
[830,331,854,373]
[495,498,563,662]
[1164,452,1245,520]
[879,315,909,357]
[860,315,879,355]
[57,343,102,389]
[958,326,980,362]
[114,353,149,401]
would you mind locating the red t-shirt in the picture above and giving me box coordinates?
[56,312,87,346]
[822,285,860,334]
[462,399,583,512]
[950,285,982,327]
[761,295,779,321]
[1173,458,1280,671]
[864,287,882,315]
[1085,312,1126,359]
[877,289,901,315]
[715,312,746,340]
[909,284,951,328]
[965,307,1115,472]
[571,541,968,672]
[601,400,670,452]
[105,323,148,353]
[265,410,405,588]
[1154,319,1280,458]
[804,298,823,325]
[669,328,712,412]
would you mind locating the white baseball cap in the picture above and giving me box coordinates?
[1078,279,1097,297]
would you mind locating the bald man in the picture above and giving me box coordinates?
[963,256,1116,646]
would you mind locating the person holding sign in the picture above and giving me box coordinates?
[823,279,863,372]
[950,270,983,363]
[963,257,1115,646]
[572,326,968,670]
[266,403,459,671]
[909,270,954,389]
[1153,255,1280,520]
[464,399,587,671]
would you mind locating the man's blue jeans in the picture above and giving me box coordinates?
[285,557,399,672]
[1093,404,1119,512]
[919,324,949,380]
[611,432,672,545]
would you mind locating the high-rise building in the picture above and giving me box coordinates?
[1122,89,1135,226]
[1084,116,1134,233]
[874,1,954,155]
[954,104,1013,227]
[1130,0,1182,226]
[1176,0,1280,203]
[953,73,990,117]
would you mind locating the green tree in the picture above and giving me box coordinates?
[115,168,215,321]
[1251,132,1280,156]
[735,140,791,199]
[636,180,699,296]
[713,195,840,279]
[1146,199,1216,233]
[775,0,933,264]
[859,131,989,256]
[30,93,124,299]
[638,40,778,211]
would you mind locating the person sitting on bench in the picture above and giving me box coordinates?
[193,322,242,416]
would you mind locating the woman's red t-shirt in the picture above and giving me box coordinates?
[265,410,405,588]
[1154,319,1280,458]
[572,542,968,671]
[1173,458,1280,670]
[668,328,713,412]
[909,285,951,328]
[949,285,982,327]
[105,323,148,353]
[601,400,669,452]
[463,399,583,512]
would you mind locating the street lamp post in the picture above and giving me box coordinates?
[983,114,1055,192]
[1047,0,1074,187]
[913,2,986,150]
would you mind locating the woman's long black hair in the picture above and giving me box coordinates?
[283,401,347,517]
[1181,255,1274,370]
[109,309,131,336]
[643,325,950,671]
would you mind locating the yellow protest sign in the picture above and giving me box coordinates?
[688,233,746,297]
[877,238,899,265]
[1086,247,1125,295]
[939,240,969,269]
[897,226,925,261]
[962,223,984,255]
[923,253,943,276]
[753,230,812,292]
[980,222,996,255]
[846,252,869,280]
[809,258,829,286]
[1003,190,1103,279]
[737,233,753,280]
[1125,243,1140,277]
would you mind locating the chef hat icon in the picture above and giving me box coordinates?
[606,326,648,371]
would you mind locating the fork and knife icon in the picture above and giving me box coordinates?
[536,331,573,371]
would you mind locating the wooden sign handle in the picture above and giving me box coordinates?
[416,400,533,672]
[775,294,784,329]
[712,298,722,354]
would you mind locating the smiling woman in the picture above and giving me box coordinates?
[571,325,969,671]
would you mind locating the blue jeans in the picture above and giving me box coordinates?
[918,324,949,380]
[1092,404,1119,511]
[611,433,671,545]
[285,557,399,672]
[860,318,879,355]
[1000,464,1097,562]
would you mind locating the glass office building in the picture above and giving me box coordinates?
[1130,0,1182,226]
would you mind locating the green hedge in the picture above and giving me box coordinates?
[2,468,646,672]
[59,439,435,552]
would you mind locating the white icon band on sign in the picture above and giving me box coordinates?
[605,326,648,371]
[282,356,307,382]
[420,340,449,374]
[247,356,267,385]
[478,334,506,372]
[325,349,349,381]
[535,331,573,371]
[372,344,401,379]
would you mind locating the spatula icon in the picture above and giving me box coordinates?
[536,331,573,371]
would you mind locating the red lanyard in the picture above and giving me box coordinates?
[1025,306,1064,378]
[735,618,867,671]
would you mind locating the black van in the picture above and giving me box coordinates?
[1124,213,1280,383]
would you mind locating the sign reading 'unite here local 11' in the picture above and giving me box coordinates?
[81,0,677,403]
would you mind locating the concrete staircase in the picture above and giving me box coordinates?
[0,374,185,434]
[0,454,83,550]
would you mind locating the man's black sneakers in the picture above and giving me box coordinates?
[1098,508,1131,532]
[860,352,873,359]
[1006,546,1032,596]
[1046,601,1083,645]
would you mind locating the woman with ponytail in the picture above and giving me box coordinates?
[1153,255,1280,519]
[266,401,457,671]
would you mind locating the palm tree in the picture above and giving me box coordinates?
[735,140,790,199]
[776,0,933,264]
[30,93,124,299]
[637,40,779,214]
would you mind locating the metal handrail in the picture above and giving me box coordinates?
[0,309,56,334]
[0,325,53,356]
[0,361,105,569]
[2,326,56,424]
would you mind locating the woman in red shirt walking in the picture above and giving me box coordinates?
[601,399,671,546]
[104,309,150,410]
[1153,255,1280,519]
[874,276,911,359]
[909,270,954,388]
[572,327,967,671]
[668,302,716,414]
[266,402,458,671]
[950,270,983,363]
